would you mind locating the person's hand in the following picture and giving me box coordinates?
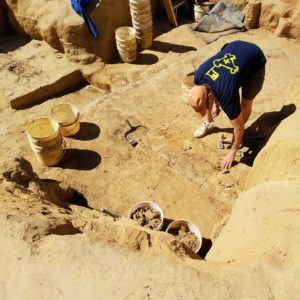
[221,149,236,170]
[211,104,220,119]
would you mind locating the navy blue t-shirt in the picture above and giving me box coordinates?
[194,41,266,120]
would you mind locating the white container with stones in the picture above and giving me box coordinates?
[128,201,164,231]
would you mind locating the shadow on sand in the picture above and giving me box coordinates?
[71,122,101,141]
[0,34,31,53]
[41,178,91,209]
[59,148,101,170]
[150,40,196,53]
[205,104,296,167]
[241,103,296,166]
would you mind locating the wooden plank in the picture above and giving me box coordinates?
[162,0,178,26]
[173,0,185,10]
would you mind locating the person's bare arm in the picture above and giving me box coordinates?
[221,113,244,170]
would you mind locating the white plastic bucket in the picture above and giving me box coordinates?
[131,10,152,19]
[130,6,151,15]
[182,74,195,104]
[129,0,150,9]
[26,118,65,166]
[194,4,204,22]
[132,19,153,30]
[117,48,137,62]
[166,219,202,253]
[50,103,80,137]
[138,36,153,49]
[129,0,153,49]
[115,26,137,43]
[135,27,153,49]
[128,201,164,231]
[115,26,137,63]
[116,43,137,52]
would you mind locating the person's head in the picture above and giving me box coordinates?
[189,85,209,117]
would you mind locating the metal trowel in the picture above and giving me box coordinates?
[123,117,148,147]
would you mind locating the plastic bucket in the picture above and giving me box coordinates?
[130,11,151,20]
[115,26,137,63]
[132,16,152,27]
[135,27,153,49]
[138,37,153,49]
[128,201,164,231]
[135,28,153,38]
[116,42,137,62]
[130,6,151,14]
[50,103,80,137]
[26,117,61,147]
[118,49,137,63]
[166,219,202,253]
[116,43,137,52]
[194,4,204,22]
[182,74,195,104]
[129,0,150,9]
[26,118,65,166]
[132,20,153,30]
[115,26,136,43]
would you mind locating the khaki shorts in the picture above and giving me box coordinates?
[242,67,265,100]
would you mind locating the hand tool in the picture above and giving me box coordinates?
[124,117,148,147]
[99,208,120,219]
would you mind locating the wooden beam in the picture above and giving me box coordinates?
[162,0,179,27]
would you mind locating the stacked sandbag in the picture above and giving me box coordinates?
[129,0,153,49]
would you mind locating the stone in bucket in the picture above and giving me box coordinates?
[128,201,164,230]
[166,219,202,253]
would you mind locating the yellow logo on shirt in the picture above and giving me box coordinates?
[206,53,239,81]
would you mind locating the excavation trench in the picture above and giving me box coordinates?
[0,21,298,265]
[0,64,281,260]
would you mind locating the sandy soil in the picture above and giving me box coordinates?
[1,17,300,299]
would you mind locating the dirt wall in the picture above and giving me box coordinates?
[228,0,300,39]
[4,0,160,63]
